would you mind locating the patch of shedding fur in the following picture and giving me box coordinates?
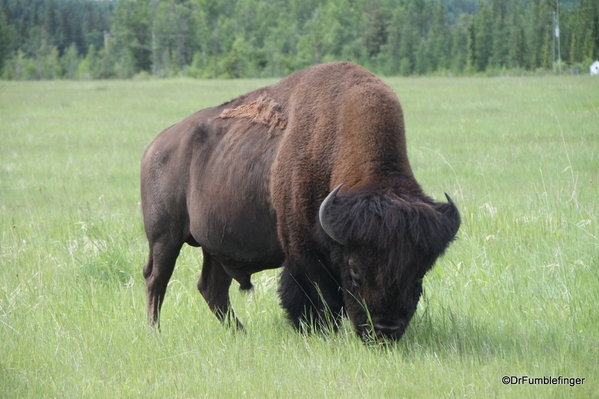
[217,94,287,134]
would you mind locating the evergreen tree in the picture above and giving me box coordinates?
[465,18,476,73]
[0,11,11,72]
[450,13,472,73]
[43,1,58,48]
[488,0,508,68]
[506,0,526,68]
[570,0,599,63]
[363,0,388,60]
[473,2,493,71]
[111,0,152,75]
[428,0,451,72]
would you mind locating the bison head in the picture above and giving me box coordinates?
[319,184,460,341]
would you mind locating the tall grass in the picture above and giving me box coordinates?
[1,76,598,398]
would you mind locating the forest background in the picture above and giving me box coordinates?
[0,0,598,80]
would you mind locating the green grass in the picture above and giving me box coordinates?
[1,75,598,398]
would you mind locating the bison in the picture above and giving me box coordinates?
[141,61,460,341]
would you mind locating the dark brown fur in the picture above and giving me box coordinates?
[141,62,460,340]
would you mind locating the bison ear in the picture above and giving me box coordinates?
[319,184,347,245]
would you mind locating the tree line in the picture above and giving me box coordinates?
[0,0,597,80]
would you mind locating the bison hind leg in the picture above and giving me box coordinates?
[144,239,183,327]
[198,250,244,330]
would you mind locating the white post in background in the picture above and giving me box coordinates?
[553,2,561,74]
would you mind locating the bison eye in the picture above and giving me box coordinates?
[348,259,362,286]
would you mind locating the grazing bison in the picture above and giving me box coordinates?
[141,61,460,340]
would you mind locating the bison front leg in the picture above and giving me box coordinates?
[279,260,343,333]
[197,249,243,329]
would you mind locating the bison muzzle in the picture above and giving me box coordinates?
[141,61,461,341]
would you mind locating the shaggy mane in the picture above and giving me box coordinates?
[330,192,457,257]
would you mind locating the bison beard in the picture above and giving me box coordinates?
[140,61,461,342]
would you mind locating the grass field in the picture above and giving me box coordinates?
[1,74,598,398]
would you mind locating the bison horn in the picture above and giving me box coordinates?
[443,192,462,236]
[319,184,346,245]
